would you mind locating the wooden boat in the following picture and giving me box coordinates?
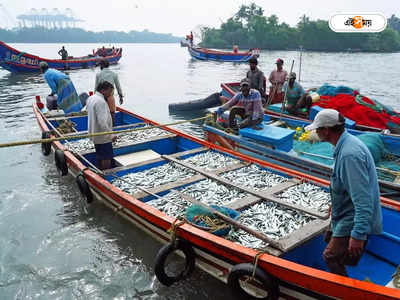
[33,99,400,299]
[188,45,260,62]
[0,41,122,73]
[222,82,400,134]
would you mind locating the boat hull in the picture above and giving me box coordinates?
[33,103,400,300]
[0,41,122,73]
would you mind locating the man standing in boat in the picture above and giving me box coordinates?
[40,62,82,114]
[58,46,68,60]
[95,58,124,126]
[246,57,266,105]
[305,109,382,277]
[268,58,287,104]
[87,81,116,170]
[282,72,312,117]
[216,78,263,129]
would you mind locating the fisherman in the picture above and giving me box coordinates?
[58,46,68,60]
[216,78,263,129]
[305,109,382,277]
[188,31,194,46]
[282,72,312,117]
[268,58,287,104]
[98,46,107,57]
[87,81,116,170]
[95,58,124,126]
[246,57,266,104]
[40,61,82,114]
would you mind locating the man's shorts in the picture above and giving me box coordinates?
[95,142,114,160]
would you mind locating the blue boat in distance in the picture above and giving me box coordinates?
[188,45,260,62]
[0,41,122,73]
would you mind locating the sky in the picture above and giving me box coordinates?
[0,0,399,36]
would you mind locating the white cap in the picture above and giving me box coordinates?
[305,109,344,131]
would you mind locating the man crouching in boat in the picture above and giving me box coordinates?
[282,72,312,117]
[87,81,116,170]
[40,62,82,114]
[216,78,263,129]
[305,109,382,277]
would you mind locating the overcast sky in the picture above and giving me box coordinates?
[1,0,399,36]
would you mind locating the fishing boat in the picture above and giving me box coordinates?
[204,112,400,200]
[222,81,400,134]
[188,45,260,62]
[0,41,122,73]
[33,98,400,299]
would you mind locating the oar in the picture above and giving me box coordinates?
[173,189,285,251]
[0,115,211,149]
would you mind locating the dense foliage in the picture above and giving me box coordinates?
[200,3,400,52]
[0,27,182,43]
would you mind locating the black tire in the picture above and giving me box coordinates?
[227,263,279,300]
[41,131,52,156]
[168,92,221,112]
[154,239,196,286]
[229,106,246,128]
[76,174,93,203]
[54,149,68,176]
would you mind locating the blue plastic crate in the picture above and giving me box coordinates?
[239,124,295,152]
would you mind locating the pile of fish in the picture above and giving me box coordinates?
[110,149,331,249]
[112,162,196,194]
[277,183,330,213]
[65,126,170,153]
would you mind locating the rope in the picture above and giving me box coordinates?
[0,115,212,149]
[195,215,229,232]
[243,250,267,283]
[167,217,187,246]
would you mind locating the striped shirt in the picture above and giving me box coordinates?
[221,89,263,120]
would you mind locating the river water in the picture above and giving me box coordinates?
[0,43,399,299]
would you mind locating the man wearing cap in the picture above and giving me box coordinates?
[95,58,124,126]
[216,78,263,129]
[40,61,82,114]
[282,72,312,116]
[246,57,266,102]
[305,109,382,276]
[268,58,287,104]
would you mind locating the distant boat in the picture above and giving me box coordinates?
[0,41,122,73]
[187,45,260,62]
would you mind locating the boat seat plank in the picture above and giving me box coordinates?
[279,218,330,252]
[162,155,329,220]
[169,147,208,158]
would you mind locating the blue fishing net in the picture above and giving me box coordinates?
[317,84,354,97]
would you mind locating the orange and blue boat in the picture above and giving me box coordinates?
[188,45,259,62]
[0,41,122,73]
[33,98,400,300]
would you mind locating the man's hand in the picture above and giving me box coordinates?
[348,237,364,257]
[119,95,123,105]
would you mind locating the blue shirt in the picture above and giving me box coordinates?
[44,68,69,94]
[221,89,263,120]
[282,81,305,105]
[330,131,382,240]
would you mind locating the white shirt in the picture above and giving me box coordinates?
[87,92,113,144]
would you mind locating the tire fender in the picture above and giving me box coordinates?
[41,131,52,156]
[227,263,279,300]
[154,239,195,286]
[54,149,68,176]
[76,174,93,203]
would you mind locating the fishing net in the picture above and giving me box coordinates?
[185,204,239,237]
[317,84,355,96]
[356,133,386,163]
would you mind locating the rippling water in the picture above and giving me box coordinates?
[0,43,399,299]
